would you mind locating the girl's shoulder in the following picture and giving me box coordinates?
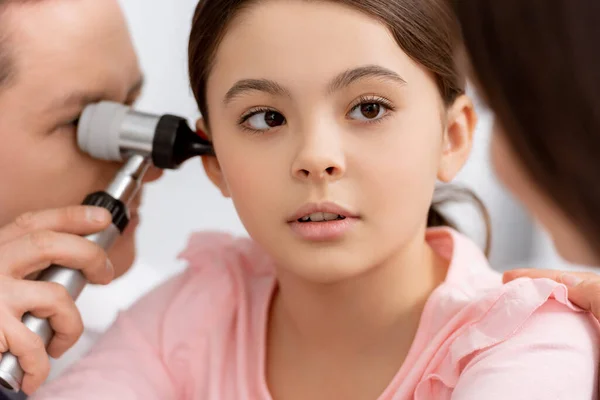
[164,231,276,322]
[138,231,274,322]
[177,230,275,277]
[123,231,276,354]
[411,228,600,399]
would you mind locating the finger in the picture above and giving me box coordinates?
[22,281,84,359]
[503,268,597,284]
[564,279,600,321]
[0,206,111,246]
[503,268,564,283]
[2,315,51,395]
[0,279,84,358]
[503,268,600,320]
[0,230,114,284]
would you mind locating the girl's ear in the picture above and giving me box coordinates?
[195,118,209,140]
[202,156,231,198]
[196,118,231,198]
[437,95,477,182]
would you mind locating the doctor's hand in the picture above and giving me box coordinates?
[0,206,114,394]
[504,269,600,321]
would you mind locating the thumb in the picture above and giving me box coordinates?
[565,276,600,321]
[503,268,600,321]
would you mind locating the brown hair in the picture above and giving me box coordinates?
[189,0,491,253]
[455,0,600,259]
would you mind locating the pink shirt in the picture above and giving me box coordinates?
[32,228,600,399]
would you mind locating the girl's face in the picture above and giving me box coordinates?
[203,0,475,282]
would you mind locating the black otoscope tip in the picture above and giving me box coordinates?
[152,114,215,169]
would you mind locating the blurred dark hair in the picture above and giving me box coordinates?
[455,0,600,258]
[189,0,491,253]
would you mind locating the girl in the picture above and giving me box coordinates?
[32,0,599,398]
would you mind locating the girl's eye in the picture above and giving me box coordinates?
[242,109,286,132]
[348,102,388,121]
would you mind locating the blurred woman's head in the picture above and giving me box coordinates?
[455,0,600,265]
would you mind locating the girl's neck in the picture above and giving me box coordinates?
[268,228,448,356]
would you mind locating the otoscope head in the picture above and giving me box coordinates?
[77,101,214,169]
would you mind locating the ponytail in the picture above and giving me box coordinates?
[426,185,491,256]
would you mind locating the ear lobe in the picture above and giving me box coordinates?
[437,95,477,182]
[202,154,231,198]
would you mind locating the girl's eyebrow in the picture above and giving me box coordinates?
[327,65,407,94]
[223,64,406,106]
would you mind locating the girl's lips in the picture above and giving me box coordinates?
[288,217,359,241]
[289,201,358,222]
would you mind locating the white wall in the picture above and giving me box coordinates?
[52,0,563,380]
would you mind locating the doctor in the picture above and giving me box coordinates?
[0,0,160,395]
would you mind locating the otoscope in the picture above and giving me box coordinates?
[0,101,214,392]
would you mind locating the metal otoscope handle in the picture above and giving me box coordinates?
[0,155,150,392]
